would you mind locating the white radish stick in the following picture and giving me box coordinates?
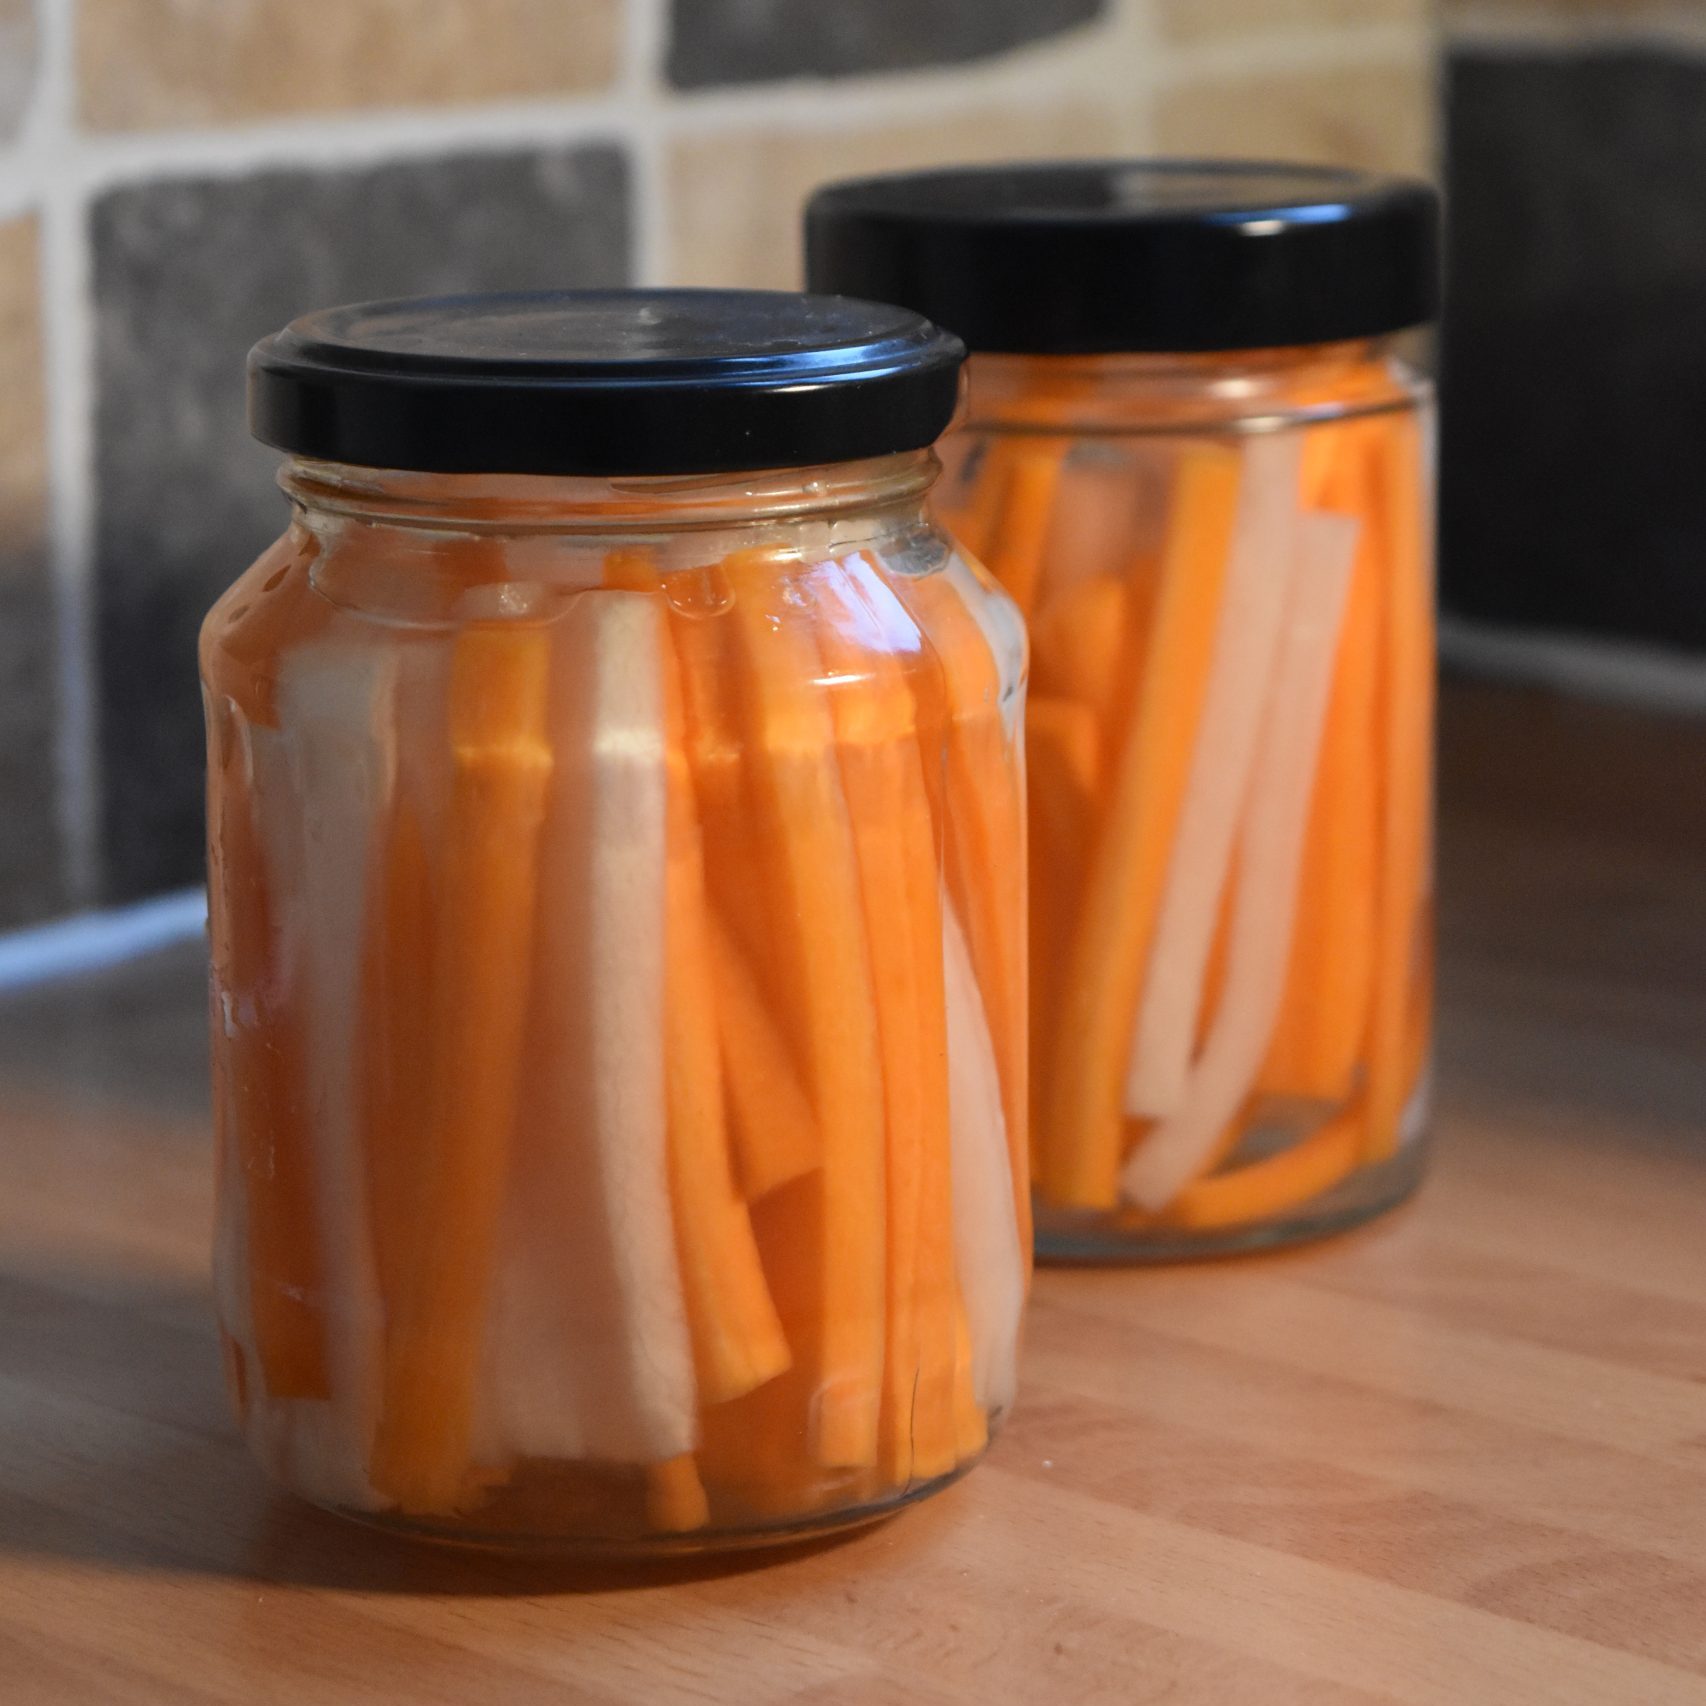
[263,645,398,1474]
[1124,432,1303,1120]
[1122,512,1359,1212]
[478,592,696,1465]
[943,902,1026,1418]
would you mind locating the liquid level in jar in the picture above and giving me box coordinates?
[202,532,1028,1548]
[942,360,1433,1253]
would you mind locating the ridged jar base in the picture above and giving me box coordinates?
[301,1455,982,1559]
[1033,1137,1428,1265]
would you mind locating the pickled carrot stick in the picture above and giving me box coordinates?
[212,718,327,1400]
[1030,575,1133,730]
[707,908,818,1201]
[982,443,1067,616]
[724,550,886,1471]
[1260,434,1382,1104]
[269,644,399,1467]
[661,627,792,1406]
[1025,696,1100,1144]
[888,556,1031,1270]
[1039,447,1242,1209]
[369,621,553,1513]
[1125,432,1305,1120]
[359,784,434,1335]
[1123,513,1358,1211]
[670,570,822,1158]
[476,593,696,1470]
[815,552,954,1488]
[944,436,1015,560]
[1363,413,1434,1161]
[646,1454,711,1534]
[943,902,1025,1420]
[1153,1109,1362,1231]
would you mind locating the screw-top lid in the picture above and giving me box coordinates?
[805,160,1440,355]
[248,288,966,476]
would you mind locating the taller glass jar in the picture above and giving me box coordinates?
[202,291,1029,1550]
[809,163,1439,1259]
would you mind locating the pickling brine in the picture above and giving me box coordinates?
[204,290,1028,1548]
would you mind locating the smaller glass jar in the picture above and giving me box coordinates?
[202,290,1028,1549]
[810,163,1439,1259]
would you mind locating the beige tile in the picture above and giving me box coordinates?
[666,102,1143,290]
[1158,0,1430,41]
[77,0,622,132]
[1155,59,1438,177]
[0,214,46,559]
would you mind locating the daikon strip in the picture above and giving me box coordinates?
[1039,446,1241,1209]
[1122,512,1359,1211]
[369,622,552,1513]
[247,1394,388,1512]
[943,903,1025,1420]
[269,644,398,1467]
[1124,431,1304,1119]
[477,594,697,1468]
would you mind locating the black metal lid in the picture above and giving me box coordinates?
[805,160,1441,355]
[248,288,966,476]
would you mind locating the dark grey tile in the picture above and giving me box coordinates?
[92,144,632,902]
[1440,48,1706,651]
[0,552,64,927]
[667,0,1106,88]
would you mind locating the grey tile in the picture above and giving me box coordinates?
[0,0,36,146]
[1440,48,1706,651]
[0,552,64,927]
[667,0,1106,88]
[92,144,632,902]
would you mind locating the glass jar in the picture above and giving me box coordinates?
[809,163,1439,1258]
[202,290,1029,1549]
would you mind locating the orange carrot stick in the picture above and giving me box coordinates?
[1260,427,1382,1104]
[1038,446,1242,1209]
[707,908,818,1202]
[1362,413,1434,1161]
[661,625,792,1407]
[1023,695,1100,1150]
[982,443,1068,616]
[815,553,954,1488]
[1152,1109,1362,1231]
[723,550,886,1471]
[1029,575,1133,731]
[369,621,553,1514]
[646,1453,711,1534]
[887,557,1032,1273]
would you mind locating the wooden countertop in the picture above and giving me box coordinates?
[3,678,1705,1705]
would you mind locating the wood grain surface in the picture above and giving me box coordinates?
[2,678,1704,1705]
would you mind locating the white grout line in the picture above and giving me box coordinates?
[1439,614,1706,717]
[29,0,102,908]
[622,0,672,284]
[0,886,206,993]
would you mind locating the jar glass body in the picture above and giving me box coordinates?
[200,451,1029,1550]
[937,340,1434,1259]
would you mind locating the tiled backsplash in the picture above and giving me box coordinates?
[0,0,1435,927]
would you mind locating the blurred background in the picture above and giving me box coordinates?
[0,0,1695,933]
